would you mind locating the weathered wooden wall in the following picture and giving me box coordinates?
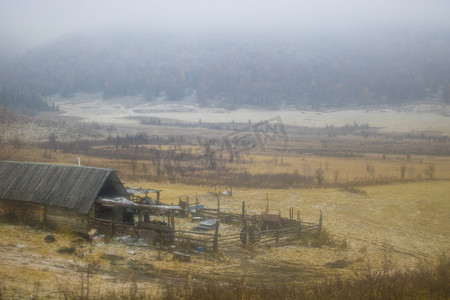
[0,199,42,225]
[0,199,90,233]
[45,206,90,233]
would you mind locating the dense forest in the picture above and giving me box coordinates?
[1,30,450,111]
[0,86,52,114]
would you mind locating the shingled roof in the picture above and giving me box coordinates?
[0,161,128,214]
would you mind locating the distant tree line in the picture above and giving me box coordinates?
[0,85,53,114]
[1,30,450,110]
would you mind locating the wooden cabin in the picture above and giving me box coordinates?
[0,161,130,233]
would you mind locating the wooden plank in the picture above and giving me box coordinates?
[172,230,217,237]
[219,235,241,241]
[174,236,213,243]
[173,252,191,262]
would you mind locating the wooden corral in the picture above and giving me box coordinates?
[184,200,322,251]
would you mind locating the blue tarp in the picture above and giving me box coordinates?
[188,205,204,210]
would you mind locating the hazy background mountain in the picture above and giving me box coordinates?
[1,0,450,112]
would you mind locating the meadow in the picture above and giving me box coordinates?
[0,108,449,298]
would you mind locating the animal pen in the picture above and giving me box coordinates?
[183,199,323,251]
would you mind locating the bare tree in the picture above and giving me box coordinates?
[366,164,375,177]
[73,247,100,300]
[400,165,407,179]
[314,168,325,185]
[11,137,24,149]
[48,133,57,151]
[408,166,415,179]
[130,160,137,176]
[334,169,340,184]
[48,133,57,144]
[424,164,435,179]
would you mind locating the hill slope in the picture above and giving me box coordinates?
[1,30,450,110]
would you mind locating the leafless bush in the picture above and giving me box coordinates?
[303,228,348,249]
[161,255,450,300]
[72,247,101,300]
[10,137,24,149]
[400,164,407,179]
[314,168,325,185]
[424,164,436,179]
[366,164,375,177]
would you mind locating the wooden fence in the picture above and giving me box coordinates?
[89,199,322,253]
[170,202,323,251]
[257,223,320,246]
[195,208,259,225]
[171,229,216,251]
[219,232,243,248]
[90,218,139,236]
[89,217,321,252]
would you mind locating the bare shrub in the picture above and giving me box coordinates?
[366,164,375,177]
[334,169,340,184]
[48,133,57,144]
[424,164,436,179]
[10,137,24,149]
[400,164,407,179]
[314,168,325,185]
[72,247,101,300]
[161,256,450,300]
[307,228,348,249]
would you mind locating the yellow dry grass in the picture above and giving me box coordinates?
[5,144,450,189]
[0,180,448,297]
[1,142,449,297]
[227,152,450,182]
[118,177,450,272]
[0,224,164,298]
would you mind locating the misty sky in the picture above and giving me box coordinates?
[1,0,450,52]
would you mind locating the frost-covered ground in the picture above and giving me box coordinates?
[50,93,450,134]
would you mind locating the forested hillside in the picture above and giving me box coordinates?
[1,30,450,110]
[0,86,52,114]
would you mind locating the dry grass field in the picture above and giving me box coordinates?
[0,106,449,298]
[0,179,448,298]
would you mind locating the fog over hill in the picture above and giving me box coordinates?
[1,0,450,111]
[1,30,450,111]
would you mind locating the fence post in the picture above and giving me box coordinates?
[171,211,175,230]
[158,231,162,260]
[213,196,221,252]
[213,219,220,253]
[242,201,247,247]
[319,210,323,235]
[276,228,280,245]
[186,196,189,216]
[112,207,117,236]
[217,195,221,220]
[138,207,142,230]
[250,215,257,245]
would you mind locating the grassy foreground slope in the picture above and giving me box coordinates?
[136,180,450,268]
[0,180,449,298]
